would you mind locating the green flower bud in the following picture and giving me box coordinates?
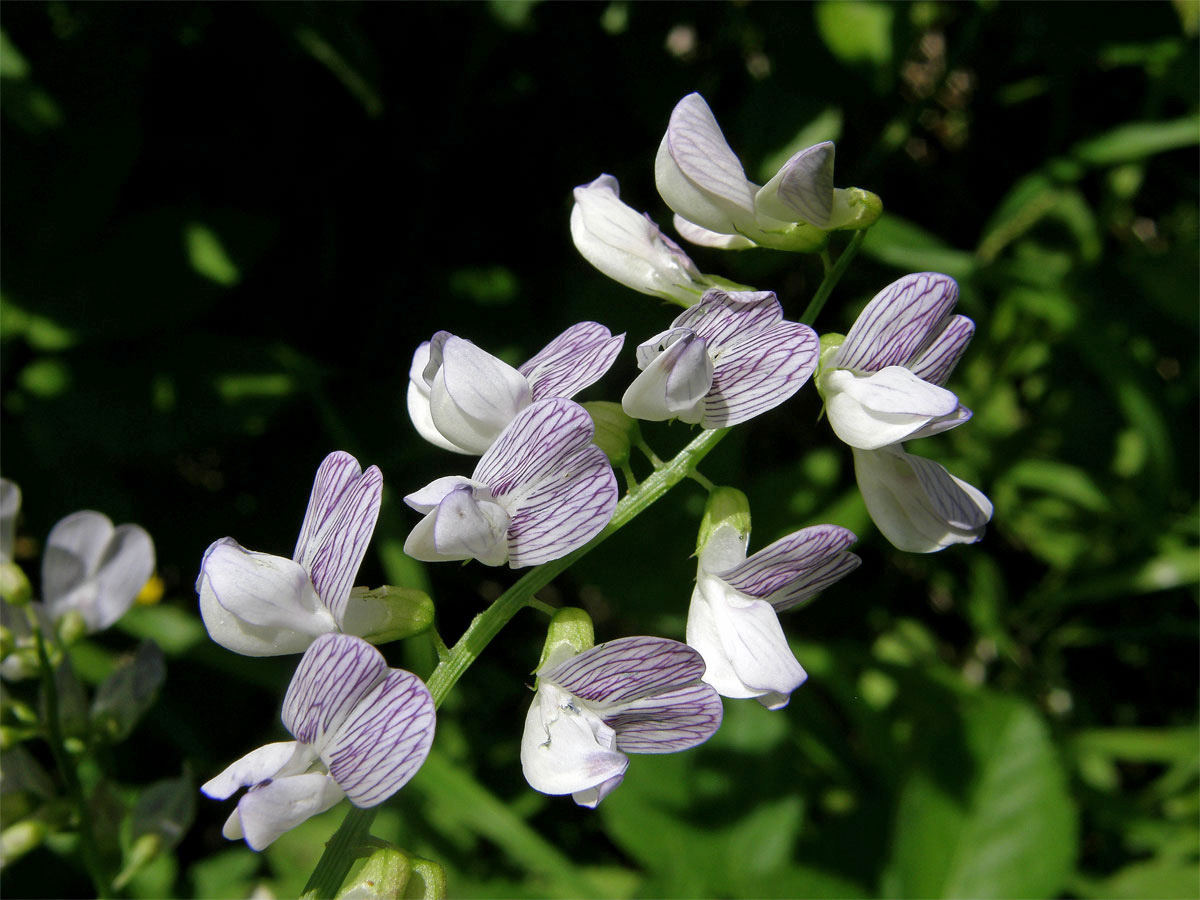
[0,563,31,606]
[338,846,411,899]
[0,819,47,867]
[405,855,448,900]
[696,487,752,556]
[835,188,883,231]
[535,607,594,676]
[582,402,640,468]
[112,833,162,891]
[56,610,88,647]
[342,586,435,647]
[815,333,845,400]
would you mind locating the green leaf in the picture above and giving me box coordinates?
[91,640,166,743]
[1071,728,1200,763]
[1071,116,1200,166]
[814,1,893,68]
[884,693,1077,898]
[1074,858,1200,900]
[861,215,976,280]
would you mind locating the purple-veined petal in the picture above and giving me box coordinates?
[403,476,480,513]
[294,452,365,564]
[428,335,532,454]
[755,142,836,228]
[197,538,335,656]
[673,214,757,250]
[823,366,963,450]
[719,524,861,612]
[407,344,473,454]
[623,331,713,423]
[521,683,629,797]
[603,681,723,753]
[674,289,783,349]
[903,404,974,443]
[201,741,300,800]
[474,398,592,498]
[703,321,818,428]
[686,580,807,708]
[282,634,387,749]
[835,273,959,373]
[852,446,992,553]
[655,94,757,236]
[908,314,976,387]
[228,773,345,851]
[422,486,510,567]
[296,461,382,627]
[542,636,707,707]
[519,322,625,402]
[321,669,435,807]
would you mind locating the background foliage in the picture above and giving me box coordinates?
[2,1,1197,897]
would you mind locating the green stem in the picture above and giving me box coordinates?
[303,425,730,897]
[33,626,111,900]
[798,229,868,326]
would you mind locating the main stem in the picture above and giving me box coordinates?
[303,427,730,897]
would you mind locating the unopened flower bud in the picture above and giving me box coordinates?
[0,563,31,606]
[0,819,48,867]
[56,610,88,647]
[535,607,595,675]
[583,402,640,468]
[341,587,435,647]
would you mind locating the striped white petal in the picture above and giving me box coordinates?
[541,636,707,707]
[852,446,992,553]
[282,633,388,750]
[834,273,959,373]
[756,141,836,228]
[655,93,757,236]
[200,741,301,800]
[719,524,861,613]
[293,454,382,627]
[702,320,818,428]
[823,366,963,450]
[623,330,713,423]
[226,773,345,851]
[602,681,724,753]
[520,682,629,798]
[676,289,783,348]
[321,668,435,807]
[672,214,757,250]
[908,314,976,387]
[519,321,625,402]
[404,485,510,567]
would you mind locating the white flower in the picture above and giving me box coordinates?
[622,288,818,428]
[404,399,617,569]
[687,520,860,709]
[0,479,20,563]
[202,634,435,850]
[655,93,879,251]
[42,510,154,633]
[817,272,975,450]
[198,451,387,656]
[570,174,711,305]
[407,323,624,455]
[521,636,723,808]
[852,445,993,553]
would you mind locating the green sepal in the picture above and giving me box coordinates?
[835,187,883,231]
[583,402,641,467]
[696,486,752,556]
[343,586,435,647]
[534,607,594,678]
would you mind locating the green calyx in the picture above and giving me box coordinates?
[343,586,435,647]
[583,402,641,468]
[336,845,447,900]
[534,607,595,677]
[696,486,752,555]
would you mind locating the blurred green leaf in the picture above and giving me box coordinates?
[184,223,241,287]
[0,296,77,350]
[758,108,844,182]
[861,215,975,280]
[814,1,893,69]
[91,640,166,743]
[117,605,209,656]
[1074,858,1200,900]
[1071,116,1200,166]
[1072,728,1199,763]
[1001,459,1111,514]
[884,693,1077,898]
[189,846,261,899]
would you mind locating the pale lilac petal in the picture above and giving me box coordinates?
[542,636,707,707]
[655,94,757,236]
[281,634,387,749]
[426,487,510,567]
[42,511,116,610]
[407,344,473,454]
[755,142,836,228]
[474,399,616,567]
[852,446,992,553]
[201,742,300,800]
[294,453,363,563]
[297,463,382,626]
[623,331,712,423]
[321,669,435,807]
[64,523,154,632]
[519,322,625,402]
[197,539,335,656]
[521,684,629,797]
[908,315,976,387]
[429,335,532,454]
[572,772,625,808]
[230,774,345,851]
[673,214,757,250]
[835,273,959,373]
[720,525,861,613]
[903,404,974,442]
[603,682,723,753]
[823,366,963,450]
[403,476,480,513]
[702,322,818,428]
[674,290,783,349]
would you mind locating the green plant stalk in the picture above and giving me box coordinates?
[798,228,867,326]
[32,626,112,900]
[303,425,730,898]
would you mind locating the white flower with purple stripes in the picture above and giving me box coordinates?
[404,398,618,568]
[570,174,712,305]
[521,636,723,808]
[851,444,993,554]
[655,93,878,252]
[622,288,818,428]
[687,520,860,709]
[201,633,435,851]
[42,510,155,634]
[407,323,624,455]
[817,272,976,450]
[198,451,384,657]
